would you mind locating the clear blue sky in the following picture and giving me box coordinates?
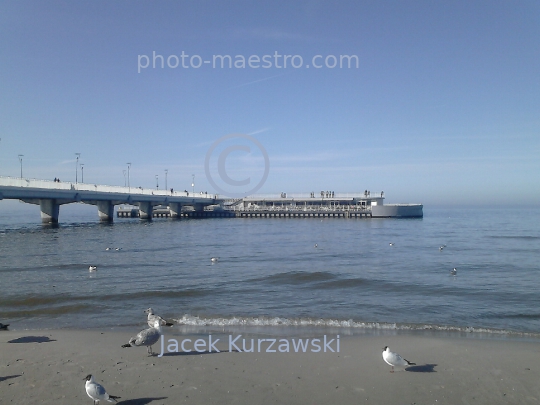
[1,1,539,206]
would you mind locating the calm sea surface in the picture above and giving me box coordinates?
[1,205,539,335]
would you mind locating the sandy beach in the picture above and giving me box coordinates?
[1,327,539,405]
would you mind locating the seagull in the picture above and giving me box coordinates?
[439,246,444,251]
[122,320,162,355]
[105,248,111,251]
[84,374,121,404]
[211,257,219,263]
[88,266,97,272]
[450,268,457,276]
[314,243,318,248]
[382,346,416,372]
[389,243,394,246]
[0,323,10,330]
[144,308,174,327]
[115,248,122,251]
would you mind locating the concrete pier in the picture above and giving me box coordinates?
[169,202,182,219]
[138,202,154,220]
[39,199,60,224]
[96,201,114,222]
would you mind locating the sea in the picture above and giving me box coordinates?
[1,204,539,338]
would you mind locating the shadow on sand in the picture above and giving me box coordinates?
[117,397,168,405]
[0,375,22,382]
[406,364,438,372]
[8,336,57,343]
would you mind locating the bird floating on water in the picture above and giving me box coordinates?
[84,374,121,404]
[105,247,111,251]
[88,266,97,272]
[314,243,318,248]
[389,243,394,246]
[122,320,162,355]
[211,257,219,263]
[115,247,122,251]
[144,308,174,327]
[450,268,457,276]
[382,346,416,372]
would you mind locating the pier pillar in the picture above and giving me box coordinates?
[138,202,153,220]
[97,201,114,222]
[40,199,59,224]
[193,203,204,212]
[169,202,183,219]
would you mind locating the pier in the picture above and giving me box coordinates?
[0,176,423,224]
[116,192,423,219]
[0,176,217,224]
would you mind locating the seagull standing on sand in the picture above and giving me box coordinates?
[84,374,121,404]
[382,346,416,372]
[122,319,162,355]
[88,266,97,272]
[144,308,174,327]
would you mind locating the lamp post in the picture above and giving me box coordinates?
[191,174,195,194]
[123,170,127,187]
[126,163,131,192]
[75,153,81,183]
[18,154,23,178]
[165,169,168,191]
[155,175,159,190]
[80,164,84,183]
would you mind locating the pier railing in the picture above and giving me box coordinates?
[246,192,384,199]
[0,176,217,199]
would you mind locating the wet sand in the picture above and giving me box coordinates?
[1,328,539,404]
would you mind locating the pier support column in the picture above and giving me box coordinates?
[138,202,153,220]
[40,199,59,224]
[169,203,183,219]
[193,203,204,212]
[97,201,114,222]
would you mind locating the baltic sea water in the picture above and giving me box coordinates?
[1,204,539,335]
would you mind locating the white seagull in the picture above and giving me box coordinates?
[122,319,162,355]
[450,267,457,276]
[84,374,121,404]
[88,266,97,272]
[389,243,394,246]
[144,307,174,327]
[382,346,416,372]
[211,257,219,263]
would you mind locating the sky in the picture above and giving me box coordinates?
[0,0,539,207]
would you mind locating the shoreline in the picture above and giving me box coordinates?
[1,328,540,404]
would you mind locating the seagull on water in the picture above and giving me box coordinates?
[211,257,219,263]
[84,374,121,404]
[389,243,394,246]
[314,243,318,248]
[105,247,111,251]
[450,268,457,276]
[122,319,162,355]
[144,308,174,327]
[88,266,97,272]
[439,246,444,251]
[382,346,416,372]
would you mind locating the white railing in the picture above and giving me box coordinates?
[0,176,216,199]
[246,192,384,199]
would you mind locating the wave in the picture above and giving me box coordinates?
[173,314,540,338]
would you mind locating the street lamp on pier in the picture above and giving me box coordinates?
[123,170,127,187]
[75,153,81,183]
[191,174,195,194]
[155,175,159,190]
[165,169,168,191]
[80,164,84,183]
[126,163,131,192]
[18,154,23,178]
